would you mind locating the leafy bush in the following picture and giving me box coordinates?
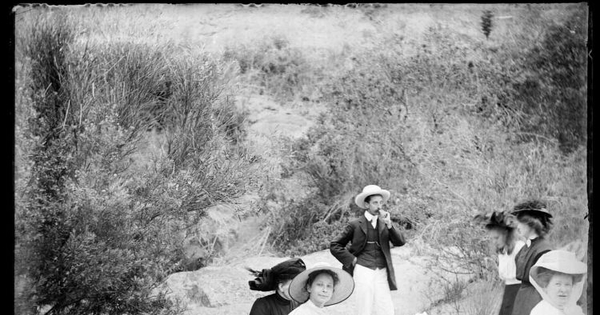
[267,51,417,255]
[511,7,588,153]
[15,10,255,315]
[271,198,349,256]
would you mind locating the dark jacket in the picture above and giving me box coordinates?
[330,215,406,290]
[510,237,553,315]
[249,292,299,315]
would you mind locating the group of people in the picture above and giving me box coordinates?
[477,200,587,315]
[246,185,588,315]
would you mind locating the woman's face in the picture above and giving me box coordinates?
[516,220,534,239]
[488,228,507,251]
[307,273,335,307]
[544,273,574,309]
[277,279,293,300]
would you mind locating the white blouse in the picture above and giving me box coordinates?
[530,300,585,315]
[497,240,525,285]
[289,300,330,315]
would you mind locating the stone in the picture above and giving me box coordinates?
[156,244,474,315]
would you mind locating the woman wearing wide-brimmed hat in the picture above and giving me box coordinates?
[287,262,355,315]
[509,200,554,315]
[529,250,587,315]
[474,211,525,315]
[248,258,307,315]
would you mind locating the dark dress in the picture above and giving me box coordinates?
[510,237,552,315]
[249,292,300,315]
[499,283,520,315]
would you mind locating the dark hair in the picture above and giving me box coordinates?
[486,225,520,255]
[247,258,306,291]
[516,213,553,237]
[364,194,383,204]
[513,200,553,237]
[305,269,339,291]
[535,267,584,288]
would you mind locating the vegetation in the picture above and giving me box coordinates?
[14,3,589,315]
[264,3,589,285]
[222,34,318,102]
[481,10,494,39]
[15,8,256,315]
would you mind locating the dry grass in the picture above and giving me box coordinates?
[14,3,588,314]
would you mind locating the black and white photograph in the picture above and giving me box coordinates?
[13,3,591,315]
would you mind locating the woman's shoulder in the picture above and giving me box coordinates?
[564,304,585,315]
[530,300,564,315]
[250,293,276,309]
[255,293,277,301]
[534,238,553,252]
[249,296,269,315]
[532,301,585,315]
[288,303,310,315]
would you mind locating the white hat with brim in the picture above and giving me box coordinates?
[530,250,587,310]
[288,262,355,307]
[354,185,390,209]
[531,250,587,276]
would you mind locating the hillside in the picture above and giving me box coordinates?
[14,3,589,315]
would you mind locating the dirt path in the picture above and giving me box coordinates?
[159,245,480,315]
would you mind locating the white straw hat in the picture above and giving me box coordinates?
[531,250,587,276]
[530,250,587,310]
[354,185,390,209]
[288,262,355,307]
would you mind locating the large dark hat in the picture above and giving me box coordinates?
[473,211,515,229]
[247,258,306,291]
[510,200,553,218]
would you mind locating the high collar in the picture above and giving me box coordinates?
[525,235,541,247]
[364,211,379,228]
[364,211,378,221]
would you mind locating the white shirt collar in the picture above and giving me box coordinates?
[364,211,378,228]
[526,235,539,247]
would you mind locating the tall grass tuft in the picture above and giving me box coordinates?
[15,9,256,315]
[222,34,316,101]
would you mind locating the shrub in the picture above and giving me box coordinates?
[269,193,352,256]
[511,6,588,153]
[267,51,417,255]
[222,34,315,101]
[269,9,588,280]
[15,9,255,314]
[481,10,494,39]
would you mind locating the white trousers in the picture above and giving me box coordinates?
[353,264,395,315]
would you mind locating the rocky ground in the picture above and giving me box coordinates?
[155,244,494,315]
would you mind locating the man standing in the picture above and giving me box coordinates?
[330,185,406,315]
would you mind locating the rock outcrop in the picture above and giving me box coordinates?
[154,243,477,315]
